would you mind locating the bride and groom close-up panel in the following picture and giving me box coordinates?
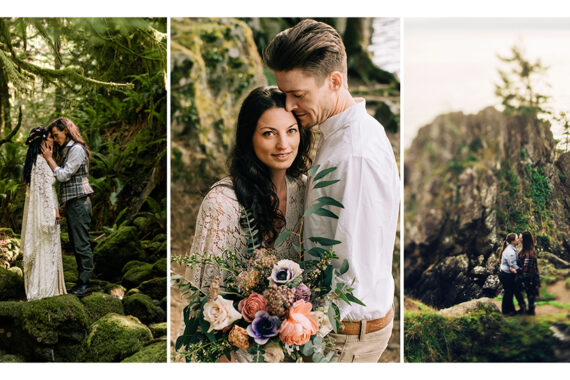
[170,18,401,363]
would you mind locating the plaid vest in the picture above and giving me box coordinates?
[60,142,94,203]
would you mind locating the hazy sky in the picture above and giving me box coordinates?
[404,18,570,148]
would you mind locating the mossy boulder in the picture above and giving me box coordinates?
[121,340,167,363]
[0,295,89,361]
[149,322,167,338]
[0,266,25,301]
[122,261,154,289]
[151,257,167,277]
[137,277,166,301]
[93,226,144,282]
[122,293,165,325]
[80,292,124,325]
[141,235,167,262]
[78,313,152,362]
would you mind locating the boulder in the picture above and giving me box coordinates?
[61,254,78,287]
[78,313,152,362]
[122,261,154,289]
[137,277,166,301]
[93,226,144,282]
[0,295,89,361]
[148,322,167,338]
[151,257,167,277]
[122,293,165,325]
[0,267,25,301]
[438,297,499,317]
[80,292,124,325]
[121,340,167,363]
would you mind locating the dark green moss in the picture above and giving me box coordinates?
[137,277,166,301]
[122,262,153,289]
[0,266,25,301]
[93,226,144,282]
[122,293,165,325]
[148,322,167,338]
[121,340,167,363]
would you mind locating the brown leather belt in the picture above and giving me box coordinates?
[338,308,394,335]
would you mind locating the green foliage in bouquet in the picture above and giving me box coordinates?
[173,166,364,362]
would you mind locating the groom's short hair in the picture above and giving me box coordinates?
[263,19,347,85]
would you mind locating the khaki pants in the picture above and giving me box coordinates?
[328,319,394,363]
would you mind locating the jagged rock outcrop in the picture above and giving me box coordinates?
[405,107,570,308]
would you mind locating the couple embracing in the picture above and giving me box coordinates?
[21,117,94,301]
[186,19,400,362]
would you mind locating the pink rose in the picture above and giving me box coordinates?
[238,292,268,322]
[278,300,318,346]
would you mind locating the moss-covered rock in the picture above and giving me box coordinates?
[137,277,166,301]
[0,267,25,301]
[122,261,154,289]
[151,257,167,277]
[120,339,167,363]
[148,322,167,338]
[62,254,78,288]
[122,293,165,325]
[0,295,89,361]
[93,226,144,282]
[141,238,167,262]
[80,292,124,325]
[0,349,26,362]
[78,313,152,362]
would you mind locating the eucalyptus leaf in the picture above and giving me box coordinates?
[314,179,340,189]
[316,196,344,208]
[345,293,366,306]
[301,341,315,356]
[328,304,338,333]
[339,259,349,275]
[314,207,338,219]
[274,230,291,247]
[306,246,327,258]
[313,166,337,181]
[309,237,341,246]
[303,203,322,218]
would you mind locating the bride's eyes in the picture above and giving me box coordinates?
[262,130,275,137]
[287,127,298,134]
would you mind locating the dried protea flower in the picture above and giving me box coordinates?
[209,276,221,301]
[228,325,250,350]
[263,284,295,317]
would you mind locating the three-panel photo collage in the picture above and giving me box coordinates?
[1,16,569,369]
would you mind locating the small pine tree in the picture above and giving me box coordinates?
[494,44,551,119]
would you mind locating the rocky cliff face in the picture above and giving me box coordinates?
[405,106,570,308]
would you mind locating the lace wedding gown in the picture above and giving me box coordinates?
[185,175,306,288]
[21,155,67,301]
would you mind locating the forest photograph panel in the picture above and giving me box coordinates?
[0,18,167,363]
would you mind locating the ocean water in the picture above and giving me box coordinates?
[404,18,570,148]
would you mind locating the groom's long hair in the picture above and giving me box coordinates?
[23,126,49,185]
[47,117,91,160]
[228,86,313,246]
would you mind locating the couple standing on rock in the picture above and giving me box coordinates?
[498,231,541,316]
[21,117,94,300]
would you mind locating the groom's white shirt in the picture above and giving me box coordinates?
[304,98,400,321]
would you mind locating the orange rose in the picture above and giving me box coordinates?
[278,300,318,346]
[238,292,267,322]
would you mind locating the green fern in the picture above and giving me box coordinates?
[240,208,260,257]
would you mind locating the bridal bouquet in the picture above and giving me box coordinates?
[173,166,364,362]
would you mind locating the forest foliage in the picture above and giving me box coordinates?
[0,18,167,233]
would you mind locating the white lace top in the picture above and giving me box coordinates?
[21,155,67,300]
[185,175,306,288]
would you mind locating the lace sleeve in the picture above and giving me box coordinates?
[185,181,247,288]
[32,156,58,234]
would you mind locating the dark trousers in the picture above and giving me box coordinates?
[499,271,526,314]
[66,196,93,285]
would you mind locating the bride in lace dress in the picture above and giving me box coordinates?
[186,86,314,290]
[21,127,66,301]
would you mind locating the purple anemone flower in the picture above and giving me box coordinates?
[246,311,280,345]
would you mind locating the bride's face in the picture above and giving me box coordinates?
[45,134,54,149]
[252,107,300,175]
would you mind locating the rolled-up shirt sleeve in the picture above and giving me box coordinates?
[54,145,86,182]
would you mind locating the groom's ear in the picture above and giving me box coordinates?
[328,71,343,91]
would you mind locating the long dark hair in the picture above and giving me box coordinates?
[47,117,91,160]
[520,231,536,258]
[23,126,49,185]
[228,86,313,246]
[498,232,517,263]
